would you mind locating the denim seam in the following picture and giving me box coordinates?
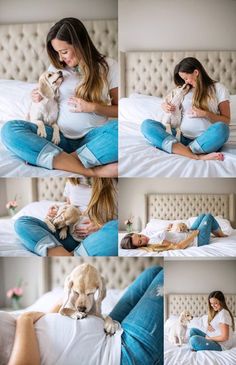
[35,235,63,256]
[189,139,205,154]
[161,135,178,154]
[76,145,101,168]
[74,242,89,256]
[36,143,63,170]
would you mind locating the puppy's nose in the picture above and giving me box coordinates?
[58,71,63,76]
[78,306,86,312]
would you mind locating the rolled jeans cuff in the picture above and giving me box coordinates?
[162,135,178,154]
[189,139,205,154]
[36,143,63,170]
[74,242,89,256]
[35,235,63,256]
[76,145,101,168]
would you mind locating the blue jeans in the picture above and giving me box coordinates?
[1,119,118,169]
[191,213,220,246]
[110,266,164,365]
[189,328,222,351]
[141,119,229,154]
[14,216,118,256]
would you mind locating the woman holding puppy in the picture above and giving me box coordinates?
[141,57,230,161]
[1,17,118,177]
[14,178,118,256]
[121,213,227,251]
[189,291,235,351]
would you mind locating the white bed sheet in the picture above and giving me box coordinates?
[119,230,236,257]
[164,335,236,365]
[119,120,236,177]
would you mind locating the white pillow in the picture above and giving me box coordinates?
[230,94,236,124]
[12,200,64,221]
[145,218,189,232]
[165,315,208,337]
[119,93,164,125]
[26,287,64,312]
[0,80,36,124]
[187,216,233,236]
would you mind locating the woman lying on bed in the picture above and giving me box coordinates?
[0,266,163,365]
[1,17,118,177]
[121,213,227,252]
[189,291,235,351]
[14,178,118,256]
[141,57,230,161]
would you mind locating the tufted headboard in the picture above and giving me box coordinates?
[165,294,236,320]
[0,19,117,82]
[120,50,236,98]
[145,193,235,226]
[41,257,163,291]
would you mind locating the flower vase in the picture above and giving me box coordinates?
[9,209,16,217]
[126,224,133,233]
[12,297,21,310]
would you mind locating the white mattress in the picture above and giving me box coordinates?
[0,218,36,256]
[119,230,236,257]
[164,335,236,365]
[119,120,236,177]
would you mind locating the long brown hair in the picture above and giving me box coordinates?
[208,291,235,331]
[46,17,109,104]
[174,57,216,111]
[85,178,117,227]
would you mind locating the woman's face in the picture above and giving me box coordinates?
[179,69,199,87]
[132,234,149,247]
[51,39,80,67]
[209,298,222,312]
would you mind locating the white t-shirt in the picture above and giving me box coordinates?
[48,57,118,139]
[206,309,234,350]
[145,230,198,247]
[63,181,92,212]
[180,83,230,139]
[0,312,122,365]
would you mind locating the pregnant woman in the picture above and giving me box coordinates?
[189,291,235,351]
[141,57,230,161]
[1,18,118,177]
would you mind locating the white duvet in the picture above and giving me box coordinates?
[0,80,78,177]
[119,95,236,177]
[165,316,236,365]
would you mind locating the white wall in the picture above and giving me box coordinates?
[118,178,236,230]
[119,0,236,51]
[165,259,236,294]
[0,0,117,24]
[0,258,46,308]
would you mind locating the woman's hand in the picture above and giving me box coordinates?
[31,89,43,103]
[68,96,96,113]
[161,102,176,113]
[47,205,59,218]
[207,324,215,332]
[73,219,100,238]
[187,106,206,118]
[18,311,45,324]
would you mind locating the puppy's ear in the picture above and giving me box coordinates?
[39,75,54,99]
[59,277,73,315]
[95,276,106,314]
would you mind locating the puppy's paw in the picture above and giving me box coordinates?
[37,126,47,138]
[72,312,87,320]
[52,133,60,145]
[59,229,68,240]
[45,220,56,233]
[104,316,119,336]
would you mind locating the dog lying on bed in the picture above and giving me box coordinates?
[29,70,63,144]
[168,310,193,346]
[45,204,81,240]
[161,83,190,137]
[59,264,119,335]
[167,222,189,233]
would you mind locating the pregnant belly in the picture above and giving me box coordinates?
[181,115,211,139]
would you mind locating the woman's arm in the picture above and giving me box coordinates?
[191,100,230,124]
[68,87,118,118]
[206,323,229,342]
[8,312,44,365]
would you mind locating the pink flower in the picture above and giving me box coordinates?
[6,286,23,299]
[6,200,18,210]
[13,287,23,296]
[6,289,14,298]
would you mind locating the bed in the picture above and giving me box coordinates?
[0,19,117,177]
[0,177,85,256]
[119,193,236,257]
[0,257,163,364]
[164,293,236,365]
[119,50,236,177]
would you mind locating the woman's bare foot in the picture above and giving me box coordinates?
[198,152,224,161]
[213,229,228,237]
[93,162,118,177]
